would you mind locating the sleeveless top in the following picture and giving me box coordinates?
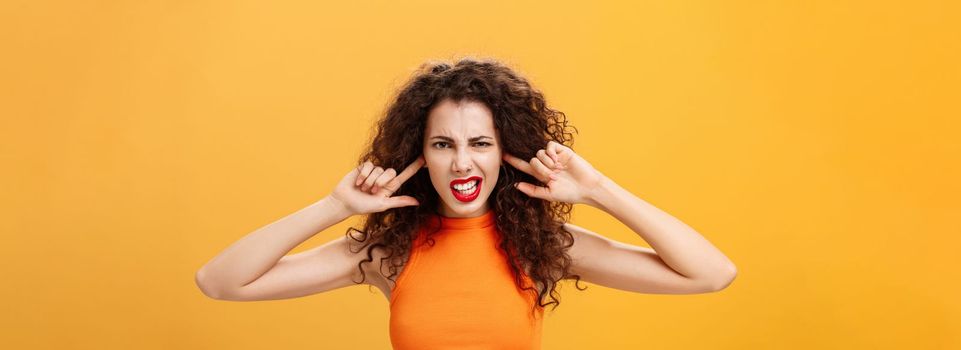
[388,210,545,349]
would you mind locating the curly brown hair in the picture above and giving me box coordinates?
[345,56,587,316]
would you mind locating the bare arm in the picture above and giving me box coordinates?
[194,156,426,301]
[194,196,352,300]
[505,141,736,293]
[584,176,737,288]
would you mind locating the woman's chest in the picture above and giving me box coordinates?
[367,246,535,303]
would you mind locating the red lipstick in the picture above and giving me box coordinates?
[449,176,482,202]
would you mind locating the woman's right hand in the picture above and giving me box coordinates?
[329,156,426,216]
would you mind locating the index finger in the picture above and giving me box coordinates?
[383,155,425,194]
[502,153,535,176]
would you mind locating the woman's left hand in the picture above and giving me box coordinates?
[503,141,605,205]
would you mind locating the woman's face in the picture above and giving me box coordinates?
[423,98,502,218]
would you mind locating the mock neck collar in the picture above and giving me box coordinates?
[428,210,496,230]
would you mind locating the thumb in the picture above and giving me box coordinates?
[386,195,420,208]
[514,182,549,200]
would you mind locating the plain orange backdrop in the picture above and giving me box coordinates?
[1,1,958,349]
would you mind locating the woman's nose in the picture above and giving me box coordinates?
[452,152,473,174]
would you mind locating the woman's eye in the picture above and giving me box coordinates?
[432,142,492,148]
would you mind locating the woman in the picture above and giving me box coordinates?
[195,57,737,348]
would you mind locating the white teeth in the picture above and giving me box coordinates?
[453,180,478,191]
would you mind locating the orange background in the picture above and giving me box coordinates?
[1,1,958,349]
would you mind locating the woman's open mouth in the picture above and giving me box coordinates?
[450,176,482,202]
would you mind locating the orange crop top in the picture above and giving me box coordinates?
[389,210,545,349]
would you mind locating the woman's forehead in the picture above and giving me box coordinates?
[425,100,496,138]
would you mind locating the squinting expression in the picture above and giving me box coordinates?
[423,98,502,218]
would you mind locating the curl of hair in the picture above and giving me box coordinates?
[346,56,587,317]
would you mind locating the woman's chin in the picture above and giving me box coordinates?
[439,196,489,217]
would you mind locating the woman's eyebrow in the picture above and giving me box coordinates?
[430,136,493,142]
